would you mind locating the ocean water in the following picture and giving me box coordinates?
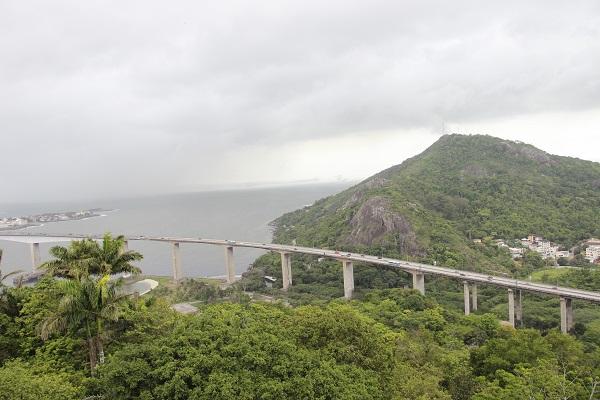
[0,183,349,277]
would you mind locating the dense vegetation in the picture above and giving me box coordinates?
[273,134,600,273]
[2,237,600,398]
[242,251,600,334]
[3,264,600,398]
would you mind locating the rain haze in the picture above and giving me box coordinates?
[1,0,600,203]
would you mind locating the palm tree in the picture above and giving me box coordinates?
[40,274,127,373]
[39,234,142,374]
[42,239,98,279]
[43,233,142,279]
[92,233,143,276]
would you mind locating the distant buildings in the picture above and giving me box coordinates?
[0,217,30,229]
[485,234,573,261]
[520,235,566,260]
[263,275,277,288]
[0,209,103,231]
[585,239,600,263]
[509,247,525,259]
[483,234,600,265]
[556,250,571,259]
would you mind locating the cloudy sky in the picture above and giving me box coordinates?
[1,0,599,202]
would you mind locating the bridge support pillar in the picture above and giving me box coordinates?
[472,284,478,311]
[560,297,574,334]
[342,260,354,299]
[508,289,515,327]
[224,246,235,283]
[30,242,41,270]
[463,281,470,315]
[412,272,425,295]
[515,290,523,326]
[280,252,292,291]
[171,242,183,282]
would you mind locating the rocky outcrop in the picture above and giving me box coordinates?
[498,141,557,165]
[345,196,420,255]
[341,177,389,210]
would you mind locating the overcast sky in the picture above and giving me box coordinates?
[1,0,599,203]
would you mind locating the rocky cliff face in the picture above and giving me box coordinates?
[345,196,421,255]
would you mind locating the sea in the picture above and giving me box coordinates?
[0,183,350,278]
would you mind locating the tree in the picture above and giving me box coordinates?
[43,233,142,279]
[91,233,143,276]
[557,256,569,266]
[472,359,586,400]
[0,360,83,400]
[42,239,98,279]
[572,253,592,267]
[470,329,553,378]
[40,275,127,374]
[521,251,545,270]
[94,303,397,399]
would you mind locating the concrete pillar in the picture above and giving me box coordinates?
[122,240,129,253]
[463,281,470,315]
[472,284,478,311]
[412,272,425,295]
[560,297,574,334]
[171,242,183,282]
[280,252,292,290]
[224,246,235,283]
[567,299,574,332]
[342,260,354,299]
[30,242,41,270]
[515,290,523,326]
[508,289,515,327]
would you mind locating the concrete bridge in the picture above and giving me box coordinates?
[1,232,595,334]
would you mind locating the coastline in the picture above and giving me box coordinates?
[0,208,114,232]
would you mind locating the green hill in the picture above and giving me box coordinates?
[273,134,600,273]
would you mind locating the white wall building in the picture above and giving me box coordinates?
[556,250,571,259]
[585,239,600,263]
[509,247,524,259]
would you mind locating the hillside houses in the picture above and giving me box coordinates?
[490,234,572,261]
[586,239,600,263]
[520,234,565,259]
[488,234,600,265]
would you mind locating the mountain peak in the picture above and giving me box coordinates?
[424,134,555,165]
[274,135,600,272]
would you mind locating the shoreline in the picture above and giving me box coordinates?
[0,208,114,232]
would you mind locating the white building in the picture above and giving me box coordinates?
[520,235,564,259]
[263,275,277,289]
[556,250,571,259]
[585,239,600,263]
[528,234,544,243]
[509,247,524,259]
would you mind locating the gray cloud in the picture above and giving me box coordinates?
[1,0,600,202]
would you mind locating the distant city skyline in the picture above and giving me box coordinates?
[1,1,600,202]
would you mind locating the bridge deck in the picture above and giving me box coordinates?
[2,233,599,303]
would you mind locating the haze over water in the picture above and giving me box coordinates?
[0,183,349,277]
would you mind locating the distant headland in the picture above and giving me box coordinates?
[0,208,112,231]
